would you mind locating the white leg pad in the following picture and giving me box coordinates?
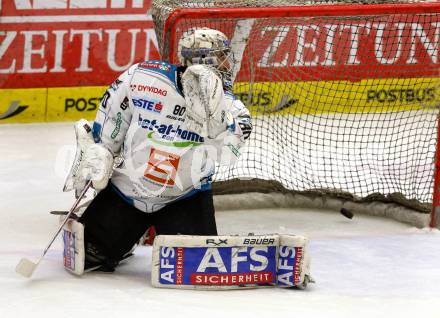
[151,234,313,290]
[63,219,85,276]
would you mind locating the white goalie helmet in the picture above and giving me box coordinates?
[178,28,233,88]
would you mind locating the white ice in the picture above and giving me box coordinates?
[1,123,440,318]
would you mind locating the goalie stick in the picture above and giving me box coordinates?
[49,199,92,216]
[50,210,69,216]
[15,181,92,278]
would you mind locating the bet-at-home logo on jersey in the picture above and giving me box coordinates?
[137,114,205,148]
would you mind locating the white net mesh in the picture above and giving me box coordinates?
[151,0,440,214]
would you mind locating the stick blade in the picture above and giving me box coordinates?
[16,258,37,278]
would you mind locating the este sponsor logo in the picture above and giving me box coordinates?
[130,84,168,96]
[0,100,28,120]
[65,97,102,112]
[132,98,163,113]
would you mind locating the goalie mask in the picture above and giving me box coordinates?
[178,28,233,89]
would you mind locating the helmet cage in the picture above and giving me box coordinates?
[179,31,234,90]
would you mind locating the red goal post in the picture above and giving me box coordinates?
[151,0,440,228]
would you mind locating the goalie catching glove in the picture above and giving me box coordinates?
[63,119,114,196]
[182,64,234,139]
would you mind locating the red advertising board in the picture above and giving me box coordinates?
[170,16,440,82]
[0,0,159,88]
[2,1,440,123]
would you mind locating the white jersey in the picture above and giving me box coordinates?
[93,61,252,213]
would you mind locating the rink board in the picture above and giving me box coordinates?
[0,86,106,123]
[1,77,440,123]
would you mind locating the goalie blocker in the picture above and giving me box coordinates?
[152,234,313,289]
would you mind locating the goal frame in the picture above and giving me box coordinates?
[157,2,440,228]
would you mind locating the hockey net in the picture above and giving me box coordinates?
[151,0,440,227]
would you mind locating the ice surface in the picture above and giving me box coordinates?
[1,123,439,318]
